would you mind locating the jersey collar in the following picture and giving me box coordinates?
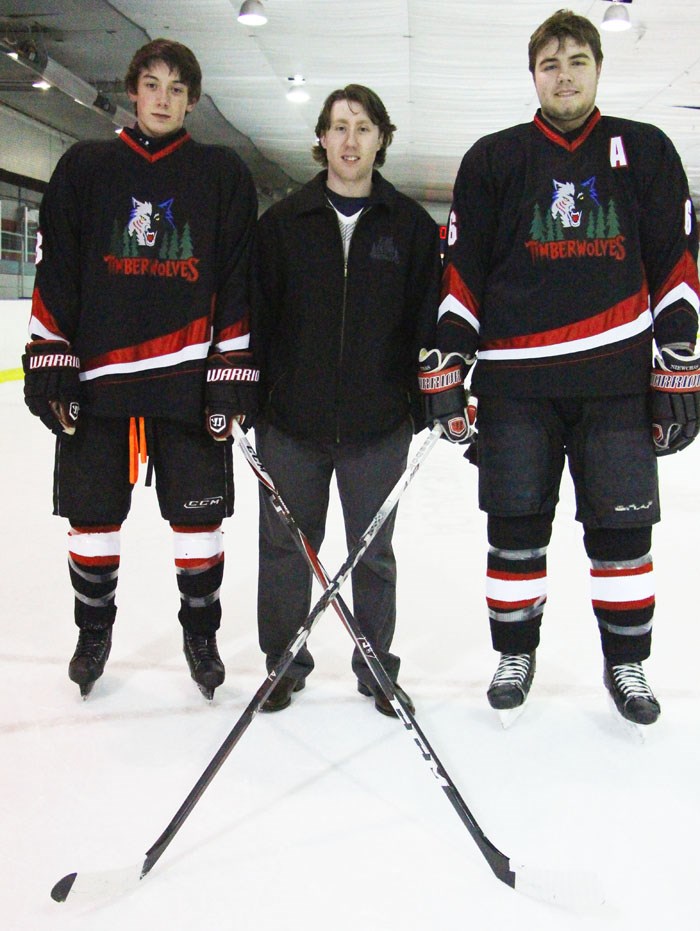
[534,107,601,152]
[120,126,191,163]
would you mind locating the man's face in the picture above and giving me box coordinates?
[533,36,601,133]
[319,99,383,196]
[128,60,195,138]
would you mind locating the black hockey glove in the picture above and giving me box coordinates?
[205,349,260,441]
[418,348,476,444]
[21,339,81,435]
[650,343,700,456]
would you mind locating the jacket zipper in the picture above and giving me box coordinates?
[333,204,371,443]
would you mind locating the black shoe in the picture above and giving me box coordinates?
[183,630,225,700]
[357,680,415,717]
[261,675,305,712]
[68,626,113,698]
[604,661,660,725]
[487,652,536,710]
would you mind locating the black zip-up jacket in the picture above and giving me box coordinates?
[251,170,441,443]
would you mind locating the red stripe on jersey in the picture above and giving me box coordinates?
[482,287,649,352]
[82,315,210,373]
[120,130,191,163]
[652,250,700,312]
[30,288,69,341]
[534,110,601,152]
[441,262,480,318]
[216,315,251,345]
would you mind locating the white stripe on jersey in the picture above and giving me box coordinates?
[80,340,211,382]
[437,293,480,332]
[479,307,652,361]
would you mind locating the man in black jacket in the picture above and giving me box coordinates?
[251,84,441,714]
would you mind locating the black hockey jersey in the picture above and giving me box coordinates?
[29,127,257,423]
[438,109,700,398]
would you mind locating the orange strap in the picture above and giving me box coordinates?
[128,417,148,484]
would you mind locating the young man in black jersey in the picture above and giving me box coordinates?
[22,39,258,700]
[251,85,441,714]
[419,10,700,726]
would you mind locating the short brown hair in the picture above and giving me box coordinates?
[528,9,603,74]
[312,84,396,168]
[125,38,202,104]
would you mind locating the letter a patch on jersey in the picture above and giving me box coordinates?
[610,136,628,168]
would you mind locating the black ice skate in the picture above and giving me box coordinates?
[183,631,225,700]
[604,661,660,726]
[487,652,536,710]
[68,626,113,698]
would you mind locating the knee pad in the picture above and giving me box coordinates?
[487,512,554,550]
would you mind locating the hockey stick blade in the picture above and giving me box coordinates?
[513,863,606,910]
[51,862,146,902]
[234,425,604,910]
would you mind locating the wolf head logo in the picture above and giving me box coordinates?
[127,197,175,247]
[550,177,600,228]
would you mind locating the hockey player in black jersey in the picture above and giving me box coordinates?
[22,39,258,700]
[419,10,700,726]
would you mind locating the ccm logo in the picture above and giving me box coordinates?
[184,496,224,509]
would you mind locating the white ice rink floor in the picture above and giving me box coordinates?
[2,364,700,930]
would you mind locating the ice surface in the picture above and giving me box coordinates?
[2,344,699,930]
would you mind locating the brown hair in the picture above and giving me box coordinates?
[312,84,396,167]
[125,38,202,104]
[528,9,603,74]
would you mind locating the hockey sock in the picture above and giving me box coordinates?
[584,527,654,663]
[172,524,224,636]
[68,525,120,629]
[486,544,547,652]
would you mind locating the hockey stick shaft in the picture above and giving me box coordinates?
[233,422,514,888]
[234,427,606,908]
[51,423,441,903]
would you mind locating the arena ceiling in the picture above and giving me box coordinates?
[1,0,699,219]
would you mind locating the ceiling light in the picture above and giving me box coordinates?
[237,0,268,26]
[32,79,51,90]
[601,1,631,32]
[286,75,309,103]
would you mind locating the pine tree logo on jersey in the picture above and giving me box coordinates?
[103,195,200,281]
[525,175,626,263]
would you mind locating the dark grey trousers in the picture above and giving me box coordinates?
[255,419,413,686]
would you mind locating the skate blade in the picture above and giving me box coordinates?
[78,681,95,700]
[196,683,215,701]
[605,692,645,744]
[495,703,527,729]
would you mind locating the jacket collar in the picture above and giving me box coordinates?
[293,170,397,215]
[533,107,601,152]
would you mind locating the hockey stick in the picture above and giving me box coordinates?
[230,423,604,909]
[50,423,442,905]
